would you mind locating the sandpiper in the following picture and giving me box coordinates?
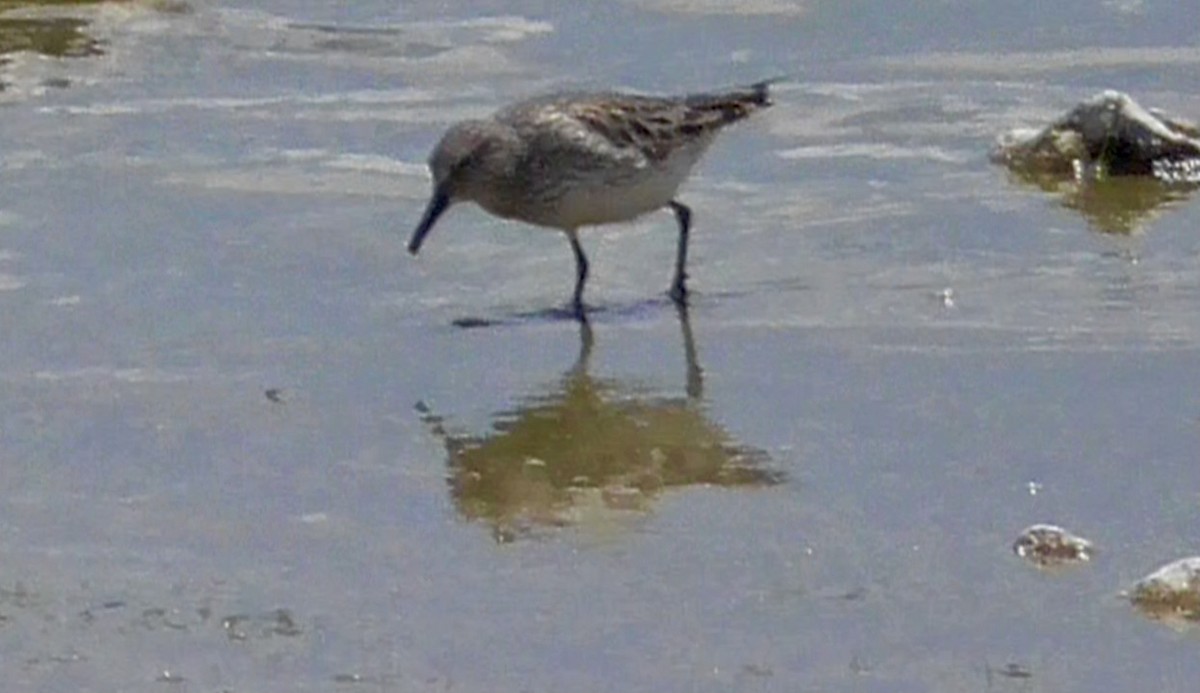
[407,80,773,317]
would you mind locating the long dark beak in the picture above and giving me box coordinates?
[408,189,450,255]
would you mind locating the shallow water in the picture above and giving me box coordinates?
[3,0,1200,691]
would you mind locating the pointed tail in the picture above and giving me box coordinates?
[683,78,779,126]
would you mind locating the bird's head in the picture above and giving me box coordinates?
[408,120,506,255]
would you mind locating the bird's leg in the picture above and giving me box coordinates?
[668,200,692,305]
[567,229,589,319]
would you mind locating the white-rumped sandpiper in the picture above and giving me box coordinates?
[408,80,773,317]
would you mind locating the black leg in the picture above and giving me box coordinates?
[668,200,692,305]
[567,229,589,319]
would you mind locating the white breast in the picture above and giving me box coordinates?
[547,143,709,230]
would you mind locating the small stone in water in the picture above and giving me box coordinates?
[1012,524,1094,568]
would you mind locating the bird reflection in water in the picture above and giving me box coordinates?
[416,308,784,543]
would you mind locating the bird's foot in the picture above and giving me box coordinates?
[669,282,689,306]
[570,298,589,322]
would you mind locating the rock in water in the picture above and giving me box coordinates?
[992,90,1200,183]
[1012,523,1095,569]
[1126,556,1200,623]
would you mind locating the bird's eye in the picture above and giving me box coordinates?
[454,139,493,174]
